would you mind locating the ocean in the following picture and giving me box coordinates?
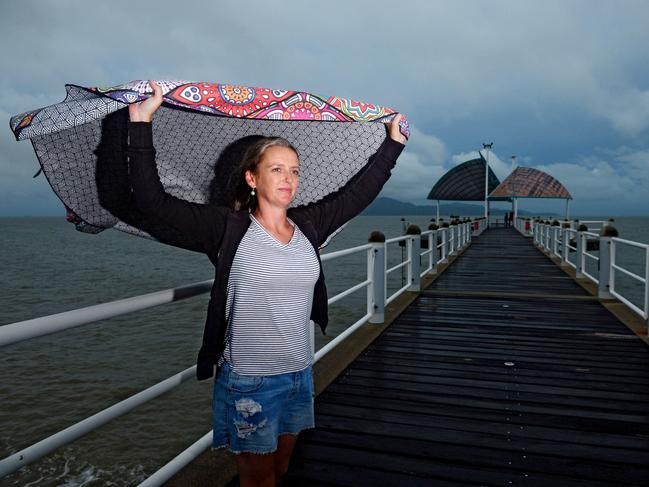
[1,215,648,486]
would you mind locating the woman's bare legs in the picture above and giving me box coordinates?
[275,434,298,483]
[236,433,298,486]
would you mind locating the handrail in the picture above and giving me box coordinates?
[0,366,196,477]
[386,282,412,306]
[327,279,372,305]
[612,263,645,283]
[0,279,214,348]
[320,242,372,262]
[386,259,411,276]
[385,234,410,245]
[612,237,649,250]
[610,239,649,319]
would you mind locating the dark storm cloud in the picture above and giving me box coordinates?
[2,0,649,216]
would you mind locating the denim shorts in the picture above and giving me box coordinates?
[212,361,315,454]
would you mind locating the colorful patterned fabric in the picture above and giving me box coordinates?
[11,80,405,140]
[9,80,406,248]
[489,167,572,199]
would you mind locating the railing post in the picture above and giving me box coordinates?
[598,224,618,300]
[429,224,439,274]
[406,224,421,292]
[441,224,449,263]
[561,222,570,266]
[462,220,467,247]
[645,247,649,331]
[551,221,560,256]
[449,221,457,255]
[368,231,386,324]
[576,223,587,278]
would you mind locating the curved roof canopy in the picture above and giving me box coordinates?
[427,154,502,201]
[489,167,572,200]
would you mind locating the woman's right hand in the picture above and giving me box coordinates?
[128,80,163,122]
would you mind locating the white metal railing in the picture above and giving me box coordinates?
[0,223,474,483]
[385,234,414,306]
[532,220,649,327]
[0,280,214,348]
[563,228,578,269]
[610,238,649,320]
[581,231,600,284]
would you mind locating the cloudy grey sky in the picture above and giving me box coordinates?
[2,0,648,216]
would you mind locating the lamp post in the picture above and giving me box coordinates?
[482,142,493,227]
[511,155,517,222]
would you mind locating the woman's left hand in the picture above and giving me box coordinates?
[388,114,408,145]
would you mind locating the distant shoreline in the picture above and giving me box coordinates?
[2,196,648,218]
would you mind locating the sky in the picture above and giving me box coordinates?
[1,0,648,217]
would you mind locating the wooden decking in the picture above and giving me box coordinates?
[284,227,649,486]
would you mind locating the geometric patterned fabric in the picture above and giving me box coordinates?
[427,155,502,201]
[489,166,572,200]
[10,80,403,250]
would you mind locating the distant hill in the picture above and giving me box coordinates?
[361,197,540,216]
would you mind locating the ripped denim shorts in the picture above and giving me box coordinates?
[212,360,315,454]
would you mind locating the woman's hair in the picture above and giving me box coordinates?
[230,136,299,212]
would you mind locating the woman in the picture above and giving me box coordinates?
[128,81,406,486]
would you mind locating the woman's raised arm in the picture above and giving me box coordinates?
[127,81,227,252]
[293,114,407,245]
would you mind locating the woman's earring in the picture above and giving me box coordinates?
[251,187,256,196]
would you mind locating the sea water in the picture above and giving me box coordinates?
[1,215,648,486]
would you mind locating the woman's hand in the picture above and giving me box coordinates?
[388,113,408,144]
[128,80,163,122]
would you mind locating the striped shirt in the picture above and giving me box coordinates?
[222,215,320,375]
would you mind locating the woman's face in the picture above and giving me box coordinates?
[246,146,300,209]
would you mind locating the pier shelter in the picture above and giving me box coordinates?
[427,154,504,221]
[489,166,573,220]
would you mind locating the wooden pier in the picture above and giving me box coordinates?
[283,227,649,486]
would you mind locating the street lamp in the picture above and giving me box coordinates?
[511,155,517,223]
[482,143,493,226]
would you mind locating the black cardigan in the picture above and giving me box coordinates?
[127,122,404,380]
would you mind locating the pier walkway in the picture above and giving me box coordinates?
[283,227,649,486]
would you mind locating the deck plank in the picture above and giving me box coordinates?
[285,227,649,486]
